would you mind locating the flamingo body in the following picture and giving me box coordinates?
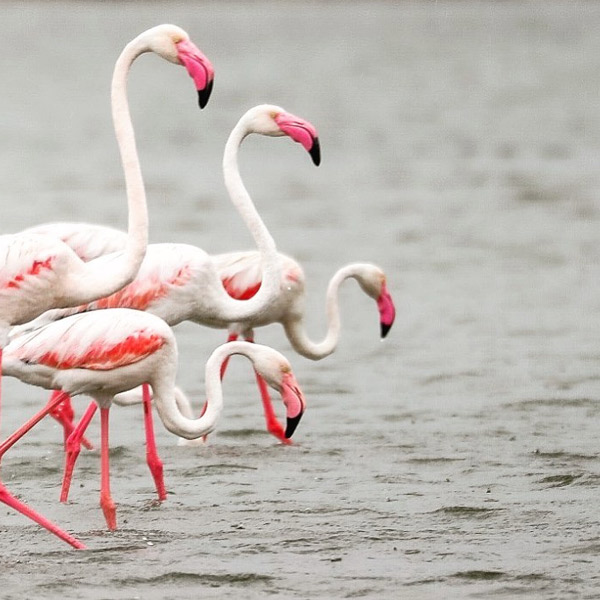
[4,309,175,400]
[15,104,322,338]
[0,233,79,333]
[0,23,214,548]
[3,308,305,531]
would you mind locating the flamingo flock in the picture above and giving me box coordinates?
[0,24,395,550]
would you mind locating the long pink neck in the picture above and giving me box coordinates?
[76,36,149,301]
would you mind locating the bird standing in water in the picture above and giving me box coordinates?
[2,309,305,534]
[0,23,214,548]
[17,104,322,443]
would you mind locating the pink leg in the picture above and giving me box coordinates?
[142,384,166,501]
[99,407,116,530]
[198,333,237,442]
[0,391,69,459]
[0,482,85,549]
[253,369,289,444]
[243,335,289,444]
[219,332,239,378]
[48,392,94,451]
[0,390,86,549]
[61,402,97,503]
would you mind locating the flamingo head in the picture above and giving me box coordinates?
[356,266,396,339]
[252,347,306,439]
[142,24,214,109]
[245,105,321,166]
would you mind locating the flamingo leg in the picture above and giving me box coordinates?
[243,335,289,444]
[253,369,289,444]
[0,482,85,549]
[0,391,69,459]
[219,332,239,378]
[197,333,238,442]
[0,390,86,549]
[142,383,166,501]
[48,392,94,451]
[61,402,98,503]
[99,407,116,530]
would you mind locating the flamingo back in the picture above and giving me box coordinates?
[0,233,84,327]
[22,222,128,262]
[5,308,171,371]
[214,251,304,300]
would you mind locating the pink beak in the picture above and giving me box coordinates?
[175,39,215,108]
[274,112,321,166]
[280,372,306,439]
[377,282,396,338]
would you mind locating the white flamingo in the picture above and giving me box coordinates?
[2,308,305,544]
[104,251,396,444]
[15,104,321,443]
[0,23,214,549]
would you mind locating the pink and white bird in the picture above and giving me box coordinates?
[2,308,305,545]
[2,23,213,349]
[0,23,213,547]
[17,246,395,443]
[15,104,321,441]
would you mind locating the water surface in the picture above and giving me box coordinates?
[1,2,600,598]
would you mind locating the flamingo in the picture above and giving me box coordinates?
[100,251,396,446]
[13,104,321,443]
[0,23,214,549]
[16,246,395,444]
[2,308,305,543]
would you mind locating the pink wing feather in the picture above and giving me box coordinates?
[214,251,304,300]
[7,309,167,371]
[213,251,264,300]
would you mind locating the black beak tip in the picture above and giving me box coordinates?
[380,322,392,339]
[197,78,214,109]
[309,138,321,166]
[285,413,303,439]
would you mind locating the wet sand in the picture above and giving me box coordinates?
[2,1,600,598]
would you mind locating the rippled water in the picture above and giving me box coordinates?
[1,2,600,598]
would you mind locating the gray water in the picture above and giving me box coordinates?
[1,1,600,598]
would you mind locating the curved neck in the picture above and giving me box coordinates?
[283,265,363,360]
[215,123,280,322]
[150,342,260,440]
[80,37,149,299]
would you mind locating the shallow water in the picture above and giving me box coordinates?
[1,1,600,598]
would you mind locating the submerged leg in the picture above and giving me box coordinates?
[142,384,166,501]
[0,482,85,549]
[99,407,116,531]
[61,402,97,503]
